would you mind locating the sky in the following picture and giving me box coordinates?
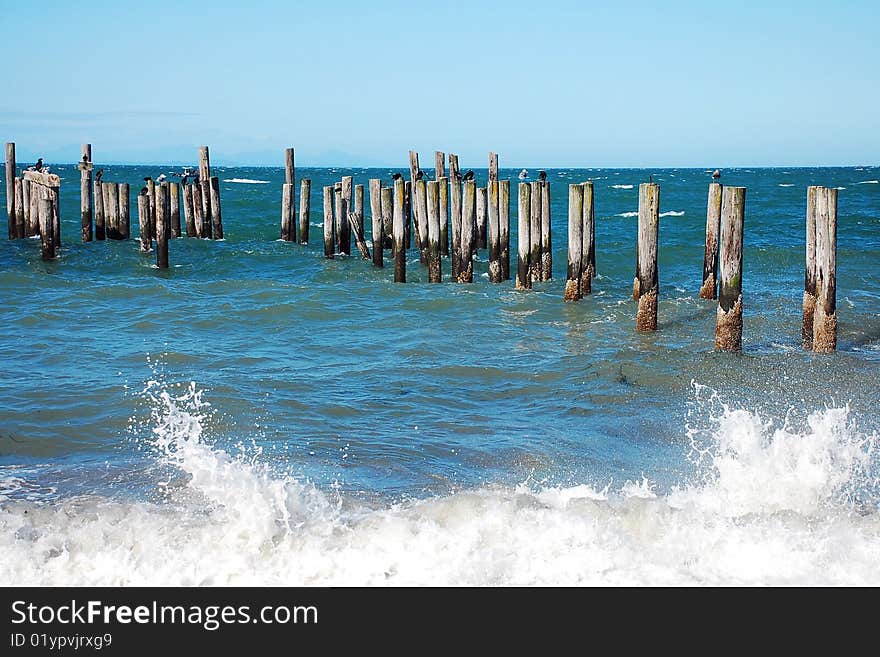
[1,0,878,167]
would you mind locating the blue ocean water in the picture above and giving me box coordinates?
[0,163,878,585]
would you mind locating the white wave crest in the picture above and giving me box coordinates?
[659,211,685,217]
[222,178,270,184]
[617,211,639,218]
[856,180,879,184]
[611,184,634,189]
[0,382,877,586]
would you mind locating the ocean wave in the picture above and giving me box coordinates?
[856,180,879,184]
[611,184,634,189]
[222,178,270,184]
[659,211,685,217]
[0,381,877,586]
[617,211,638,218]
[778,184,795,187]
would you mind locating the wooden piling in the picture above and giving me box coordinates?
[146,178,156,239]
[39,196,54,260]
[404,180,412,249]
[183,183,196,237]
[138,192,151,252]
[450,176,462,280]
[813,186,837,353]
[94,181,105,240]
[80,144,93,242]
[529,181,542,283]
[516,183,532,290]
[449,153,460,181]
[581,181,595,294]
[155,183,169,269]
[22,179,32,237]
[541,181,551,280]
[476,187,487,251]
[340,176,352,255]
[348,211,371,260]
[802,186,819,349]
[460,180,475,283]
[434,151,445,179]
[439,177,449,256]
[700,182,723,299]
[381,186,393,256]
[369,179,383,267]
[635,182,660,332]
[299,178,310,244]
[106,182,120,239]
[488,152,498,183]
[14,178,24,239]
[169,182,180,238]
[414,179,429,265]
[198,146,211,182]
[354,183,365,248]
[323,185,335,258]
[51,186,60,253]
[715,186,746,351]
[209,177,223,239]
[333,185,343,254]
[499,180,510,281]
[285,148,295,185]
[200,179,213,238]
[6,143,15,239]
[191,182,203,238]
[392,178,406,283]
[565,184,584,301]
[281,183,293,241]
[488,180,501,282]
[118,182,130,239]
[427,180,441,282]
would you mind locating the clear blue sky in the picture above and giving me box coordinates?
[1,0,877,167]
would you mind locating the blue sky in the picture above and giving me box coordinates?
[1,0,877,167]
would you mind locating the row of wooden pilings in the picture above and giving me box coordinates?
[4,142,224,268]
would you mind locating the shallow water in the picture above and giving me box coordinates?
[0,164,878,584]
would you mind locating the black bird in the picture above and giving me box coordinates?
[143,176,152,183]
[31,158,44,172]
[712,169,721,180]
[181,174,189,187]
[462,170,475,181]
[139,186,149,196]
[538,170,547,182]
[649,174,654,183]
[391,172,403,181]
[82,154,88,164]
[415,169,424,181]
[95,169,104,182]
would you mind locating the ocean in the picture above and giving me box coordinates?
[0,164,878,585]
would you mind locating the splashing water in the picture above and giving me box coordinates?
[0,380,878,586]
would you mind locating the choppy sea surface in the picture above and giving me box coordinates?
[0,164,878,585]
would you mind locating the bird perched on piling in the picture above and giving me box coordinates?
[82,154,89,164]
[391,172,403,181]
[462,170,475,181]
[518,169,528,180]
[712,169,721,180]
[27,158,44,172]
[181,174,189,187]
[95,169,103,182]
[538,170,547,182]
[415,169,425,181]
[143,176,152,183]
[139,186,149,196]
[156,173,167,184]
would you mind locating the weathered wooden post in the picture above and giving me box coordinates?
[281,183,293,241]
[80,144,93,242]
[370,179,383,268]
[138,191,151,252]
[460,180,475,283]
[427,180,442,282]
[435,151,445,179]
[209,177,223,239]
[118,183,130,239]
[13,178,24,239]
[381,186,393,255]
[333,184,343,254]
[199,179,212,238]
[529,181,542,283]
[183,184,196,237]
[299,179,310,244]
[476,187,487,251]
[439,177,449,256]
[169,182,180,238]
[700,182,723,299]
[28,181,39,238]
[565,184,584,301]
[802,186,819,349]
[323,185,335,258]
[51,185,60,252]
[191,182,204,238]
[5,143,15,239]
[581,180,596,294]
[488,180,502,282]
[22,179,32,237]
[414,178,429,265]
[39,196,54,260]
[635,182,660,331]
[146,178,156,238]
[409,151,420,243]
[340,176,352,255]
[198,146,211,183]
[715,186,746,351]
[348,211,371,260]
[516,183,532,290]
[489,151,498,183]
[106,182,120,239]
[540,181,551,280]
[813,186,837,353]
[499,180,510,281]
[404,180,412,249]
[354,183,365,247]
[94,180,105,240]
[155,183,169,269]
[450,176,462,280]
[393,178,406,283]
[449,153,460,182]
